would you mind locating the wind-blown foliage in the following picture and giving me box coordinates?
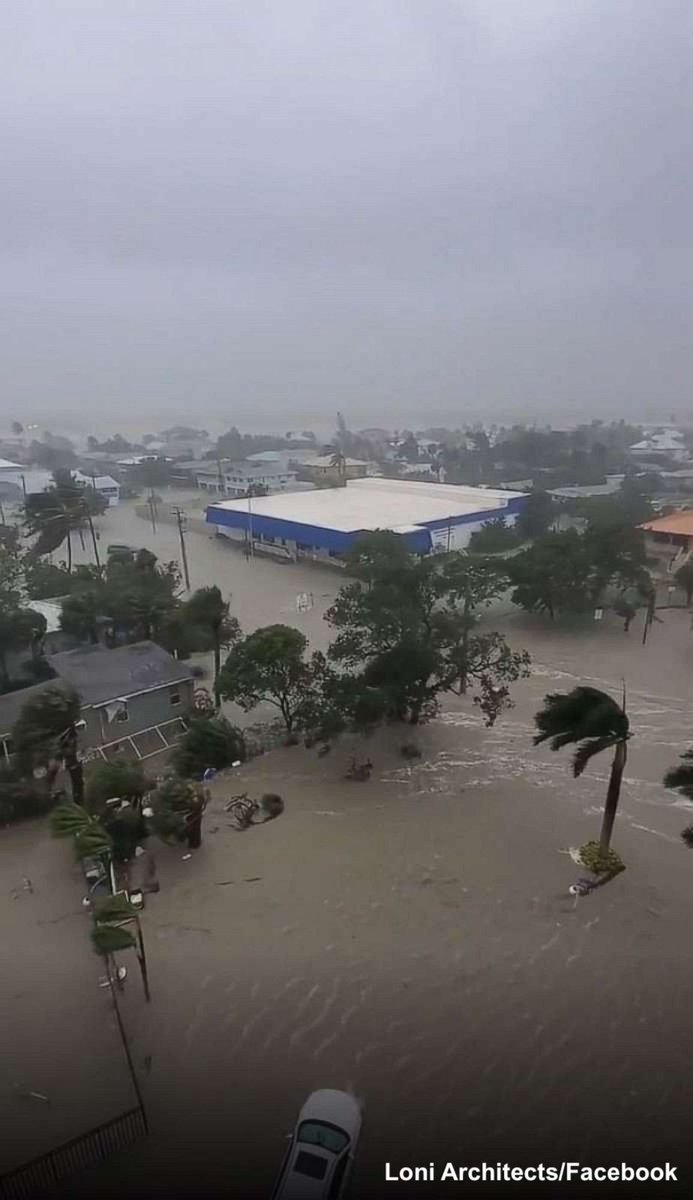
[219,624,325,732]
[171,714,245,777]
[13,685,84,802]
[24,470,105,571]
[181,586,240,703]
[534,686,630,854]
[326,534,529,727]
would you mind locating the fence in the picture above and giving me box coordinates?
[0,1105,147,1200]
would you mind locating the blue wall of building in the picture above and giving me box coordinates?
[206,491,526,557]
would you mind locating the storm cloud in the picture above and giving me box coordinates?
[2,1,692,434]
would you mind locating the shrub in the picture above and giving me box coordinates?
[0,764,55,824]
[172,714,245,778]
[578,840,625,876]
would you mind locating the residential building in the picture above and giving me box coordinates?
[291,454,370,484]
[639,511,693,577]
[194,459,297,497]
[206,476,527,561]
[630,431,688,462]
[0,641,193,765]
[73,470,120,507]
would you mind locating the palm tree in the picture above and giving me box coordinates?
[662,751,693,848]
[13,685,85,803]
[329,449,348,481]
[24,470,103,572]
[183,586,240,705]
[92,892,150,1002]
[533,686,630,855]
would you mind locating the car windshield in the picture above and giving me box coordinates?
[294,1151,328,1180]
[298,1121,349,1155]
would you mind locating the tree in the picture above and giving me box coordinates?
[533,686,630,855]
[51,799,113,858]
[24,559,76,600]
[516,491,554,540]
[675,562,693,606]
[11,420,24,436]
[326,534,529,727]
[0,607,47,688]
[581,519,650,602]
[148,777,208,848]
[0,762,54,824]
[329,450,348,481]
[662,752,693,849]
[171,714,245,778]
[100,549,180,643]
[60,586,104,644]
[24,470,105,571]
[219,624,323,732]
[13,685,85,803]
[469,516,519,555]
[508,531,592,618]
[86,761,152,813]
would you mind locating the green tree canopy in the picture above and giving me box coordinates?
[219,623,323,732]
[171,714,245,777]
[326,534,529,726]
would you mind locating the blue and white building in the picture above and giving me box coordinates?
[206,477,527,561]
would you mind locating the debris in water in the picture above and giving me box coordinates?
[182,854,192,861]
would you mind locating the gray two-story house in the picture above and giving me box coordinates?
[0,641,194,765]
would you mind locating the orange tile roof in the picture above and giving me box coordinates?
[639,510,693,536]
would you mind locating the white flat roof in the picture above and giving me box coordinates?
[208,477,524,534]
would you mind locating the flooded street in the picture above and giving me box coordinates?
[5,496,693,1196]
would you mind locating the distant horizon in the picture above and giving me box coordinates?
[4,404,692,447]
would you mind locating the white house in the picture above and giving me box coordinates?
[630,432,688,462]
[74,471,120,507]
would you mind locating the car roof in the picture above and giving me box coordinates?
[297,1090,361,1136]
[276,1147,335,1200]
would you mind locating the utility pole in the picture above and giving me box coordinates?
[642,587,657,645]
[148,490,157,535]
[172,506,191,590]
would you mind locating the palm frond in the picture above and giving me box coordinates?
[663,759,693,801]
[74,824,113,859]
[573,735,619,777]
[92,893,138,924]
[534,687,628,749]
[91,925,136,957]
[50,801,92,838]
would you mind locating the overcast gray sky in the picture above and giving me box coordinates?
[2,0,692,437]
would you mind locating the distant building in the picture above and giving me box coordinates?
[639,512,693,577]
[0,641,194,765]
[194,459,297,497]
[548,477,625,502]
[291,454,370,484]
[206,477,527,561]
[630,432,688,462]
[74,470,120,507]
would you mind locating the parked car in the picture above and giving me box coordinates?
[106,543,134,559]
[272,1090,362,1199]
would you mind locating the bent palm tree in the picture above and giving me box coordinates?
[662,751,693,848]
[533,686,630,855]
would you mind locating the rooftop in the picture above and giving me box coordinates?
[48,641,193,707]
[291,455,370,468]
[0,457,22,470]
[639,511,693,537]
[207,477,525,534]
